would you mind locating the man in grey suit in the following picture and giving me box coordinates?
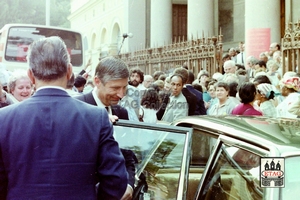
[0,36,128,199]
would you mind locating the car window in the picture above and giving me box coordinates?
[113,121,192,199]
[187,129,218,199]
[282,156,300,199]
[197,143,264,200]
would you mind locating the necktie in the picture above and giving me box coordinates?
[105,106,109,112]
[241,53,244,64]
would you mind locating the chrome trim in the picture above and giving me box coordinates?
[219,135,270,156]
[176,130,192,200]
[194,138,223,199]
[280,151,300,157]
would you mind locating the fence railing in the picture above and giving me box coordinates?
[281,20,300,74]
[118,34,224,76]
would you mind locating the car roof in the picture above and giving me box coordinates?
[172,115,300,147]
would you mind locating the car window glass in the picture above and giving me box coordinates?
[114,125,188,199]
[282,156,300,199]
[187,129,218,199]
[198,144,264,200]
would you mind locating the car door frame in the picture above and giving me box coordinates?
[194,134,271,200]
[113,119,193,200]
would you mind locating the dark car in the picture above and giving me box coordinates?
[113,116,300,200]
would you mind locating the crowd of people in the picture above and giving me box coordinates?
[1,41,300,121]
[1,36,300,198]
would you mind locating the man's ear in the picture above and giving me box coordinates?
[27,69,35,85]
[94,76,101,86]
[67,63,73,80]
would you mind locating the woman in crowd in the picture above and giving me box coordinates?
[276,77,300,118]
[253,75,283,107]
[161,74,188,122]
[206,81,217,114]
[232,82,262,116]
[7,70,33,103]
[266,60,281,88]
[139,88,159,123]
[208,82,239,115]
[0,82,9,108]
[255,83,277,117]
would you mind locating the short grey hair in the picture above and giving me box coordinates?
[95,56,129,85]
[27,36,70,81]
[223,60,235,69]
[247,56,259,66]
[8,70,32,93]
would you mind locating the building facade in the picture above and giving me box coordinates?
[68,0,300,70]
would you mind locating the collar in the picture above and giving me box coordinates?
[92,87,111,114]
[36,86,66,92]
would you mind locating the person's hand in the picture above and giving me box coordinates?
[84,58,92,70]
[108,114,118,123]
[82,72,89,79]
[121,185,133,200]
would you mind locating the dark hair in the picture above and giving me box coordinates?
[192,82,203,93]
[170,73,184,84]
[235,64,245,71]
[253,75,272,85]
[158,74,166,82]
[152,71,164,81]
[222,53,231,61]
[256,60,266,69]
[187,70,195,84]
[267,91,275,100]
[207,80,217,89]
[130,67,144,83]
[228,81,238,97]
[173,67,188,84]
[216,81,229,91]
[239,82,256,104]
[141,88,160,110]
[74,75,87,87]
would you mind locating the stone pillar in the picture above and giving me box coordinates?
[188,0,214,40]
[245,0,281,58]
[150,0,172,47]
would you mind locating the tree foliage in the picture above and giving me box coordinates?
[0,0,70,28]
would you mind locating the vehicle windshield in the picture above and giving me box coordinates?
[5,26,83,67]
[113,125,188,199]
[281,156,300,199]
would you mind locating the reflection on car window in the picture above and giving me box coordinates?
[187,129,218,199]
[282,156,300,199]
[198,144,264,200]
[114,126,186,199]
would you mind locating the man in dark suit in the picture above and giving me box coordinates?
[173,67,197,116]
[0,37,128,199]
[75,56,136,200]
[186,70,207,115]
[157,68,197,119]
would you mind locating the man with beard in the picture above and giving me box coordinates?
[129,67,144,88]
[127,67,144,117]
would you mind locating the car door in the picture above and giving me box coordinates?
[113,120,193,200]
[195,135,270,200]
